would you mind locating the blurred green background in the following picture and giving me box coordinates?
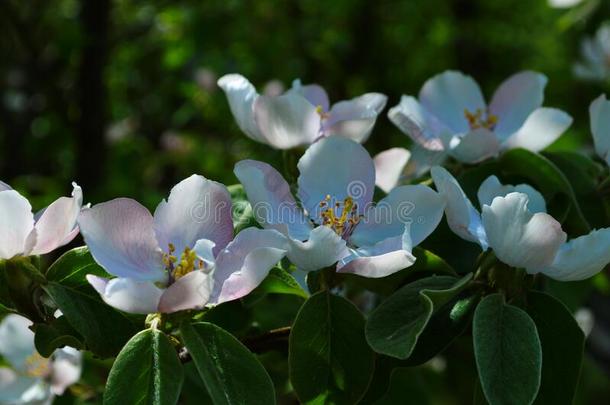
[2,0,610,208]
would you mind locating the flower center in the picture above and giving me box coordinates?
[316,105,330,120]
[464,108,498,131]
[24,352,50,378]
[162,243,204,281]
[319,195,360,239]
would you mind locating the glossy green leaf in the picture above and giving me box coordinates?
[289,290,374,404]
[365,274,472,359]
[43,282,139,358]
[180,321,276,405]
[246,267,308,303]
[104,329,184,405]
[33,315,83,357]
[45,246,109,289]
[473,293,542,405]
[527,291,585,405]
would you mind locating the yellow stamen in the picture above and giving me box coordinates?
[464,108,498,130]
[24,353,50,378]
[316,105,330,120]
[320,196,360,237]
[172,247,199,280]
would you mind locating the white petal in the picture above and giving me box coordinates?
[0,314,35,371]
[0,181,11,191]
[502,108,572,152]
[154,175,233,256]
[217,74,264,142]
[211,227,288,304]
[387,95,447,151]
[323,93,388,143]
[419,71,486,133]
[338,226,415,278]
[49,347,81,395]
[86,275,164,314]
[0,190,34,259]
[448,128,501,163]
[351,184,444,248]
[482,193,566,270]
[373,148,411,193]
[253,93,321,149]
[297,136,375,223]
[192,238,217,269]
[285,226,348,272]
[0,368,44,403]
[79,199,165,281]
[477,175,546,214]
[488,71,547,139]
[590,94,610,165]
[234,159,312,241]
[430,166,488,248]
[288,79,330,111]
[158,271,213,313]
[540,228,610,281]
[30,183,83,255]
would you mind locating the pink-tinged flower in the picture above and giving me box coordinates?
[574,24,610,82]
[0,182,82,260]
[379,71,572,189]
[78,175,288,315]
[432,166,610,281]
[234,136,445,278]
[0,314,82,404]
[217,74,387,149]
[590,94,610,165]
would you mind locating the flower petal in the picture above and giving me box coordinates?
[477,175,546,214]
[285,225,348,272]
[234,159,312,240]
[158,271,213,313]
[430,166,488,248]
[49,347,81,395]
[488,71,548,139]
[154,175,233,256]
[0,367,46,404]
[0,190,34,259]
[217,74,264,142]
[0,314,35,371]
[86,275,164,314]
[373,148,411,193]
[297,136,375,222]
[253,93,321,149]
[419,71,486,133]
[323,93,388,143]
[502,107,573,152]
[540,228,610,281]
[211,227,288,304]
[387,95,447,151]
[590,94,610,165]
[30,183,83,255]
[482,192,566,270]
[78,199,165,281]
[351,184,444,248]
[0,181,11,191]
[448,129,501,164]
[338,226,415,278]
[289,79,330,111]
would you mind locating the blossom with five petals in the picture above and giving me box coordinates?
[234,136,445,278]
[431,166,610,281]
[0,182,82,260]
[217,74,387,149]
[78,175,288,314]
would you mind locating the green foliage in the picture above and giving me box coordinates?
[45,246,110,289]
[180,321,276,405]
[104,328,184,405]
[289,290,374,404]
[473,293,542,405]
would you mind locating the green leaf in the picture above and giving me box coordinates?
[228,184,259,233]
[180,321,276,405]
[527,291,584,405]
[104,328,184,405]
[244,267,308,305]
[33,316,83,357]
[289,290,375,405]
[473,293,542,405]
[45,246,109,289]
[498,148,589,232]
[43,282,139,358]
[373,367,430,405]
[365,274,472,359]
[342,247,457,296]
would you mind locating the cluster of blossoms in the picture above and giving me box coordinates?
[2,69,610,401]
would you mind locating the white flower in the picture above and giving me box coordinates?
[574,24,610,82]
